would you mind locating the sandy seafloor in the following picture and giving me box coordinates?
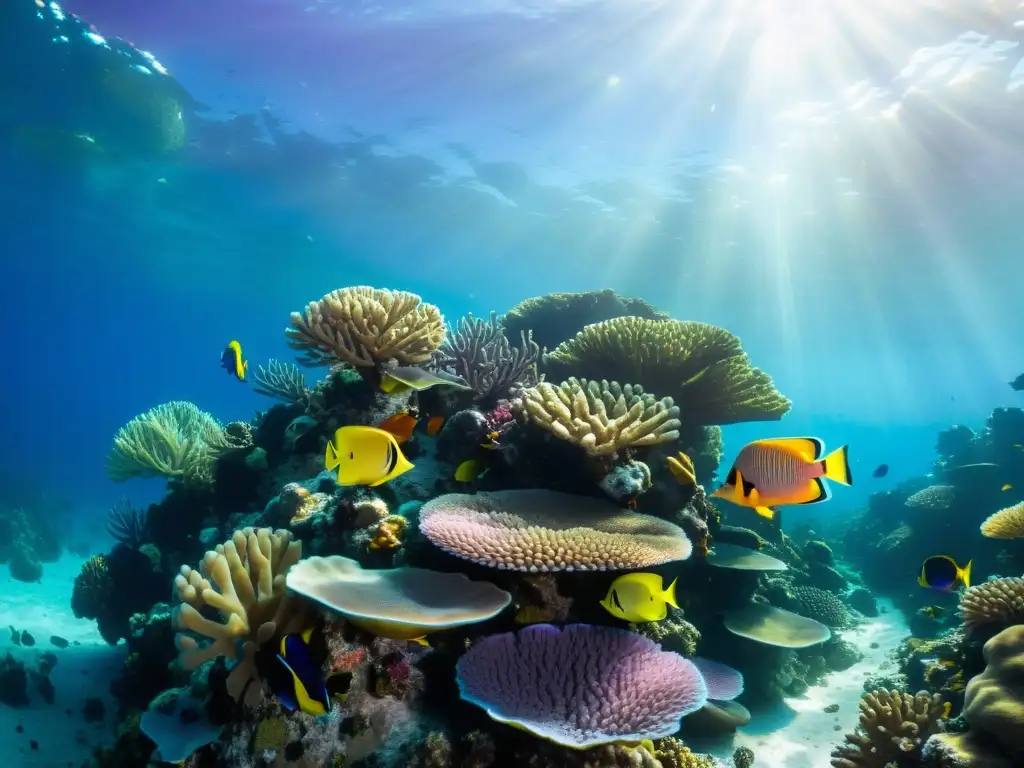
[696,598,910,768]
[0,554,124,767]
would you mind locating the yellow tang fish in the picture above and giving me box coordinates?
[220,340,248,381]
[712,437,851,519]
[454,458,485,482]
[599,573,678,623]
[379,366,471,394]
[325,426,414,486]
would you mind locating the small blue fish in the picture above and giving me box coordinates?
[872,464,889,478]
[220,340,248,381]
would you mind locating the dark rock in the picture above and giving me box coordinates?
[8,626,18,645]
[0,654,29,707]
[30,672,54,704]
[49,635,69,649]
[82,697,105,723]
[20,631,34,647]
[16,724,23,733]
[29,740,38,750]
[38,652,58,676]
[846,587,879,617]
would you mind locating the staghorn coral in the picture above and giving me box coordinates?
[107,401,233,482]
[252,359,309,403]
[286,285,445,368]
[171,527,304,706]
[905,485,956,510]
[958,577,1024,634]
[419,490,692,572]
[980,502,1024,539]
[456,623,713,748]
[519,378,681,455]
[791,586,850,629]
[543,317,791,426]
[441,311,540,401]
[830,689,947,767]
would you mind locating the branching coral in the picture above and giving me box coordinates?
[171,527,303,706]
[286,285,445,368]
[830,689,947,767]
[959,577,1024,634]
[518,378,681,455]
[980,502,1024,539]
[107,401,233,482]
[252,359,309,403]
[543,317,791,426]
[440,311,540,401]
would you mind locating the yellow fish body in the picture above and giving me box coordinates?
[220,339,248,381]
[325,426,414,486]
[346,616,430,646]
[599,573,678,623]
[380,366,471,394]
[712,437,851,514]
[454,458,484,482]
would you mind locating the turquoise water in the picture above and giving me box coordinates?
[2,1,1023,766]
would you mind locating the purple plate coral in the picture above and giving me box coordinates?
[455,623,717,748]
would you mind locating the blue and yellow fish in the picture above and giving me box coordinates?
[220,340,248,382]
[918,555,971,592]
[267,627,330,716]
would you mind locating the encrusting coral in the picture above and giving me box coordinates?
[980,502,1024,539]
[791,586,850,629]
[543,316,791,426]
[518,378,681,456]
[171,527,304,706]
[958,577,1024,634]
[830,689,947,767]
[107,400,233,482]
[960,624,1024,754]
[286,285,446,368]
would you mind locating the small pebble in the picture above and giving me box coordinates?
[869,642,879,649]
[833,725,842,731]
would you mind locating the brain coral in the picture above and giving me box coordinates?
[959,577,1024,634]
[456,623,709,748]
[418,490,692,572]
[962,624,1024,754]
[791,586,849,629]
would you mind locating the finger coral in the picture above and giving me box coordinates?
[830,689,947,767]
[980,502,1024,539]
[959,577,1024,634]
[455,623,710,748]
[107,401,233,482]
[171,527,303,706]
[419,490,692,572]
[543,317,791,426]
[518,378,681,455]
[286,285,445,368]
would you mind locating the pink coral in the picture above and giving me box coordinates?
[456,623,709,748]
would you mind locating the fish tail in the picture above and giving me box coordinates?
[664,577,679,609]
[754,506,775,520]
[960,560,972,589]
[325,441,339,471]
[820,445,852,486]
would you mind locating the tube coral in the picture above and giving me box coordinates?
[286,285,445,368]
[518,378,681,455]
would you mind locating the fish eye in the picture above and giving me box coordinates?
[349,452,354,460]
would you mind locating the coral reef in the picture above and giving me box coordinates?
[441,311,540,402]
[830,689,947,767]
[958,578,1024,635]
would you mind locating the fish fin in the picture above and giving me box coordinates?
[960,560,972,589]
[664,577,679,609]
[755,437,825,460]
[798,478,831,504]
[273,654,300,711]
[821,445,852,486]
[412,636,430,647]
[325,440,339,472]
[746,484,760,503]
[917,574,928,588]
[301,626,315,644]
[754,506,776,520]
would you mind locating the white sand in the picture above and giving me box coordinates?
[0,555,126,767]
[697,598,909,767]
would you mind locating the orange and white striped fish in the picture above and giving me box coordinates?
[711,437,851,520]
